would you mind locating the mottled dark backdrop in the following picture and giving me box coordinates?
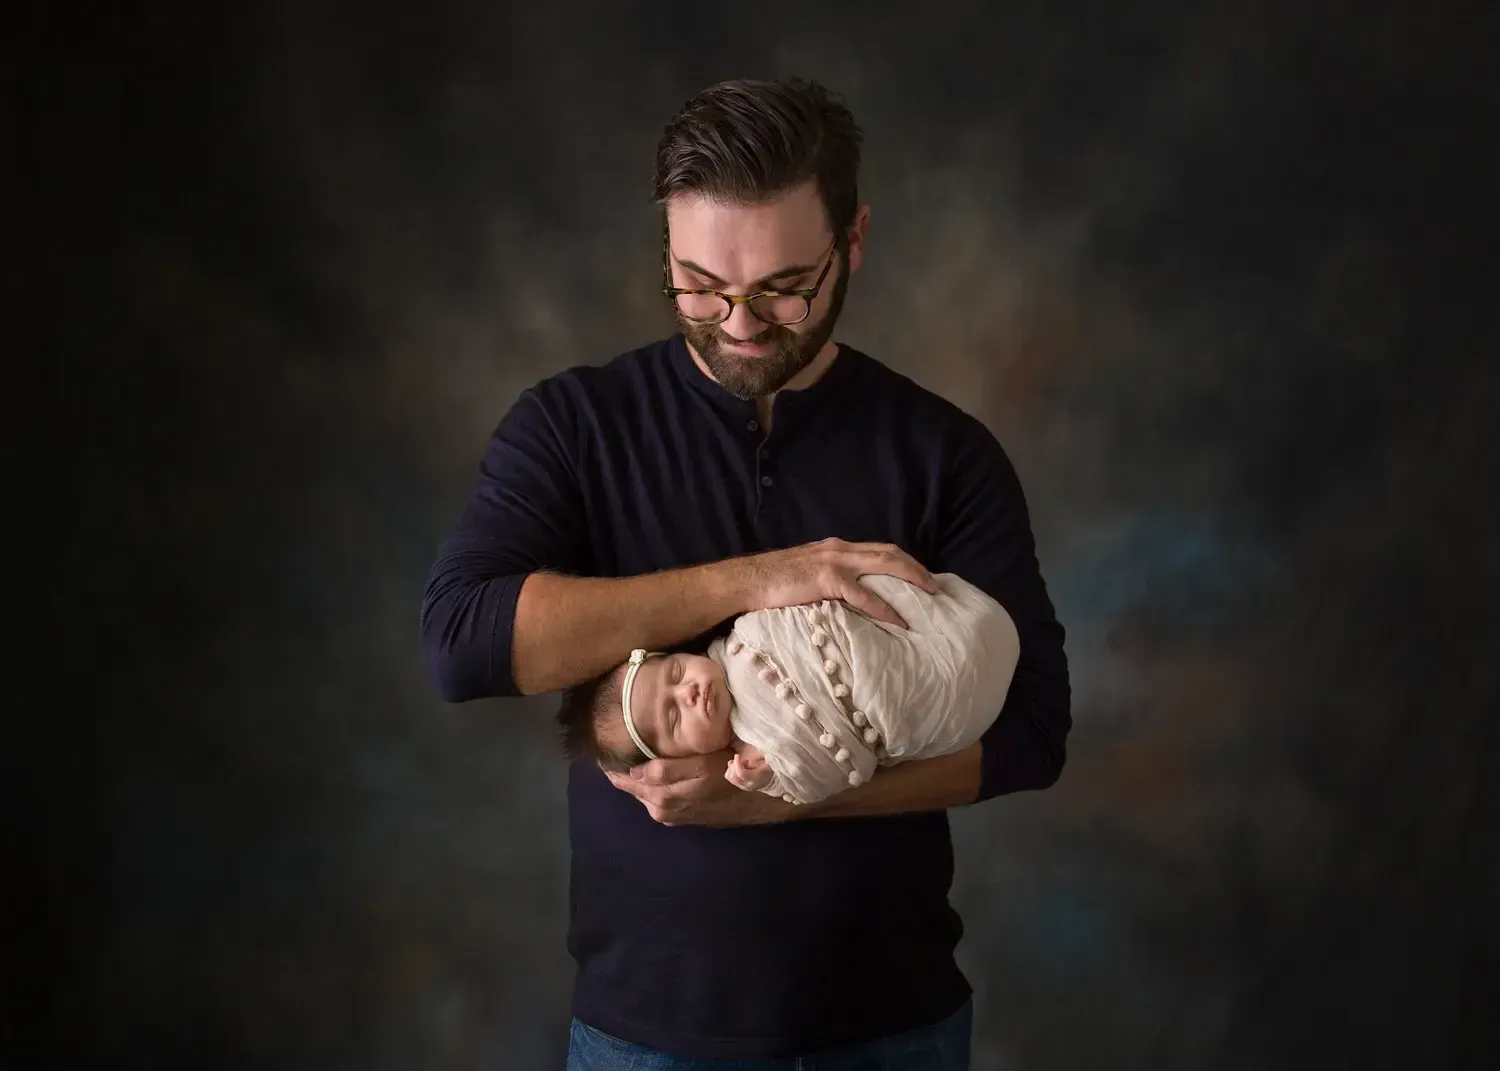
[19,2,1500,1068]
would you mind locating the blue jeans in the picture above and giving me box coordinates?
[565,1000,971,1069]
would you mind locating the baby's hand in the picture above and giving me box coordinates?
[724,751,773,792]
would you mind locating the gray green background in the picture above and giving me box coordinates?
[22,2,1498,1068]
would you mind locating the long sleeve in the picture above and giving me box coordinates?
[932,418,1071,800]
[420,385,590,701]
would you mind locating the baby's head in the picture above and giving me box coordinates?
[557,651,735,772]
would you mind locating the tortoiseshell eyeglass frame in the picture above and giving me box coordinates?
[661,231,840,326]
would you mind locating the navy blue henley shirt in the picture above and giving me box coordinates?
[420,334,1071,1059]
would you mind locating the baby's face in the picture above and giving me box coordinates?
[620,652,735,758]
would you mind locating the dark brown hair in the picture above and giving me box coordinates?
[652,77,865,234]
[556,663,647,773]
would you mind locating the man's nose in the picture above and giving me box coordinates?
[720,302,766,341]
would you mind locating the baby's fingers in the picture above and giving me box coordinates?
[724,756,749,791]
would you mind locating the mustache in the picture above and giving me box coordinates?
[704,325,795,348]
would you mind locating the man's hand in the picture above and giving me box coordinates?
[733,537,940,628]
[607,745,984,825]
[606,750,796,827]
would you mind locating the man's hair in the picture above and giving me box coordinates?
[556,664,647,773]
[652,77,865,235]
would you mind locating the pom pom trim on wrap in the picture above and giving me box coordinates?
[726,624,885,805]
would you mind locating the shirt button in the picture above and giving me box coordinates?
[760,475,774,487]
[746,419,759,432]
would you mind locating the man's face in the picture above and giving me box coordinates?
[665,180,868,399]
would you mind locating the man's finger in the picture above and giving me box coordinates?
[863,548,940,594]
[631,754,720,785]
[656,773,722,806]
[842,543,939,594]
[606,770,650,799]
[841,586,907,629]
[617,771,709,811]
[613,777,674,811]
[609,773,679,814]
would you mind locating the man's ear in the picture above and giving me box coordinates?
[846,202,872,274]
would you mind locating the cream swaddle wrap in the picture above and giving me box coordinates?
[706,573,1021,805]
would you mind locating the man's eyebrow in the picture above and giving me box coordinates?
[674,254,821,289]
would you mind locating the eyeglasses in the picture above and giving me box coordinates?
[661,233,839,326]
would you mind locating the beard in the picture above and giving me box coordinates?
[677,248,850,400]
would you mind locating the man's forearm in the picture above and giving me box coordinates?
[511,563,750,695]
[797,743,983,821]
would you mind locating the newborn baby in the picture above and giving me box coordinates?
[560,573,1021,805]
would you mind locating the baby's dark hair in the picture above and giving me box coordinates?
[556,662,649,773]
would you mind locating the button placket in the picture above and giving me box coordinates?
[749,418,773,504]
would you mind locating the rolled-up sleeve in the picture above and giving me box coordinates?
[933,418,1071,800]
[420,386,588,701]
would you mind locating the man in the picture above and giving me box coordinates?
[421,78,1070,1068]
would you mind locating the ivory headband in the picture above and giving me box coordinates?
[620,648,665,761]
